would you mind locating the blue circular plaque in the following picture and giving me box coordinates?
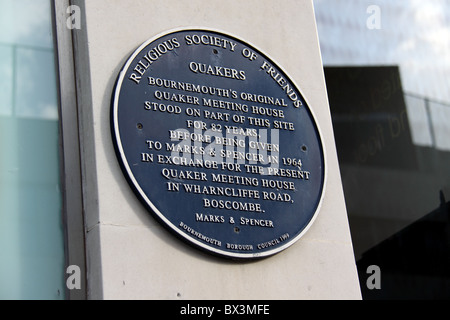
[112,28,325,259]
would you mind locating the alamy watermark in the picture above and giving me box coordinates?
[65,5,381,31]
[166,126,283,175]
[66,5,81,30]
[66,265,81,290]
[366,5,381,30]
[366,265,381,290]
[142,125,309,180]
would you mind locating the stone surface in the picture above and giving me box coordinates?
[73,0,361,299]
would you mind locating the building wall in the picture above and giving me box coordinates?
[72,0,361,299]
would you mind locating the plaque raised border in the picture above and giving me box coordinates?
[111,27,327,259]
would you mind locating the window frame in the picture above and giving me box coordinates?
[51,0,87,300]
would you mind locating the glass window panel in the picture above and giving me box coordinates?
[314,0,450,299]
[0,45,13,116]
[0,0,64,300]
[404,94,433,147]
[0,0,54,48]
[15,47,58,120]
[429,100,450,151]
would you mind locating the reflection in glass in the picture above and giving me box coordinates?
[15,47,58,119]
[314,0,450,299]
[0,0,64,299]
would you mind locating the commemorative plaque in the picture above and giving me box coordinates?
[112,28,325,259]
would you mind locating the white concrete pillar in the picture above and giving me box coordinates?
[71,0,361,299]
